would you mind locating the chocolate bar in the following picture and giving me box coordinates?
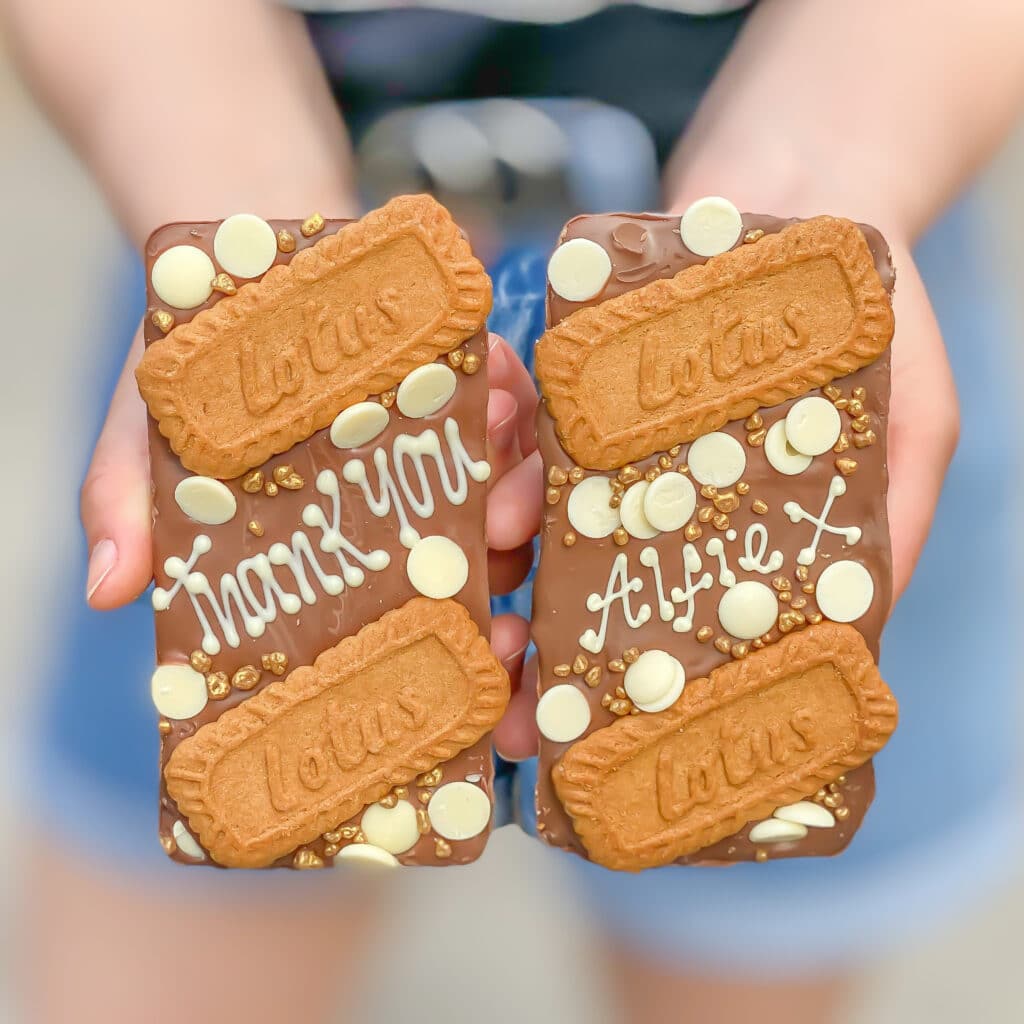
[532,200,898,868]
[139,196,509,868]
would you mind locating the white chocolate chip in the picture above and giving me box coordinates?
[642,472,696,533]
[623,649,685,713]
[536,684,591,743]
[567,477,621,538]
[679,196,743,258]
[815,560,874,622]
[173,476,237,526]
[151,245,216,309]
[361,800,420,854]
[749,818,808,844]
[330,402,390,449]
[774,801,836,829]
[764,420,812,476]
[785,397,842,456]
[171,820,206,860]
[396,363,458,419]
[213,214,278,279]
[406,535,468,598]
[151,664,208,720]
[427,782,492,841]
[717,580,778,640]
[686,432,746,487]
[619,481,659,539]
[335,843,399,869]
[547,237,612,301]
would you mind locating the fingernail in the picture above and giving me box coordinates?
[86,538,117,602]
[489,405,519,455]
[500,640,530,672]
[487,335,508,375]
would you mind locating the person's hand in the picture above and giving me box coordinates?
[81,330,542,688]
[493,231,960,761]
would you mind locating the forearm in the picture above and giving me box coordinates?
[2,0,356,246]
[666,0,1024,237]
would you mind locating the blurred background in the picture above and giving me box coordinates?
[2,5,1023,1023]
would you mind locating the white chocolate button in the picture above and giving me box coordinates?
[567,477,621,538]
[624,649,685,713]
[774,801,835,829]
[815,560,874,622]
[406,535,468,598]
[785,397,842,456]
[642,472,696,533]
[764,420,812,476]
[361,800,420,854]
[749,818,808,844]
[174,476,237,525]
[717,580,778,640]
[397,363,458,419]
[686,432,746,487]
[536,684,591,743]
[151,245,216,309]
[330,402,390,449]
[151,664,208,720]
[335,843,399,869]
[547,238,612,301]
[679,196,743,258]
[172,820,205,860]
[213,213,277,279]
[427,782,492,841]
[619,481,659,539]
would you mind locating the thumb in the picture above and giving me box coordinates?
[81,329,153,608]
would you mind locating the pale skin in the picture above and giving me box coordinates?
[4,0,1023,1021]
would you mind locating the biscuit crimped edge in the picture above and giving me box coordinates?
[536,217,893,470]
[552,623,897,871]
[137,194,492,479]
[165,597,509,868]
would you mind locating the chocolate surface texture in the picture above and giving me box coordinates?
[533,207,898,868]
[141,197,508,868]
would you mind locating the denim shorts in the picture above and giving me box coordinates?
[26,197,1022,970]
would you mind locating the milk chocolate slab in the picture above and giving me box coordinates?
[532,204,897,867]
[142,197,508,868]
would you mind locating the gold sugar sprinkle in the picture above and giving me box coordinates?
[395,787,407,799]
[823,384,842,401]
[731,643,749,659]
[751,499,768,515]
[827,782,840,794]
[699,484,718,499]
[802,582,815,594]
[584,665,602,687]
[608,493,622,508]
[572,654,589,675]
[247,520,264,537]
[545,486,561,506]
[836,457,858,476]
[323,843,340,858]
[834,433,851,454]
[747,428,767,447]
[644,466,661,482]
[714,637,732,654]
[696,626,713,643]
[771,576,792,592]
[713,491,739,514]
[745,413,764,431]
[613,686,627,699]
[273,464,304,490]
[211,272,236,295]
[261,651,288,676]
[736,481,750,495]
[677,463,689,475]
[562,531,577,547]
[778,610,806,634]
[712,512,730,531]
[553,664,571,677]
[778,591,792,604]
[806,611,824,625]
[658,455,672,470]
[668,444,682,457]
[684,522,702,541]
[600,693,612,708]
[697,506,714,523]
[300,212,325,237]
[417,809,431,835]
[824,794,843,809]
[609,699,632,716]
[418,790,432,805]
[613,527,629,546]
[206,671,230,700]
[160,834,175,855]
[151,309,175,333]
[418,767,443,788]
[836,775,847,785]
[241,470,264,494]
[380,389,397,408]
[435,838,452,859]
[744,229,765,244]
[447,348,465,368]
[264,480,279,497]
[569,466,585,484]
[619,465,641,484]
[853,430,877,448]
[791,596,808,610]
[623,647,640,664]
[610,479,625,494]
[835,806,850,821]
[461,352,481,375]
[276,229,296,253]
[231,665,261,691]
[158,719,172,736]
[852,386,866,401]
[755,849,769,862]
[850,415,871,433]
[548,466,569,486]
[190,649,212,673]
[752,638,764,649]
[608,659,626,674]
[294,849,325,869]
[378,793,399,809]
[795,565,810,582]
[834,397,849,410]
[847,398,865,417]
